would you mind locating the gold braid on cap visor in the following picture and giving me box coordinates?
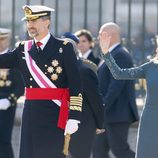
[25,13,48,20]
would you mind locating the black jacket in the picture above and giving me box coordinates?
[98,44,139,123]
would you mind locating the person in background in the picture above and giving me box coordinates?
[1,5,83,158]
[75,29,101,66]
[99,22,158,158]
[0,28,24,158]
[93,22,139,158]
[62,32,104,158]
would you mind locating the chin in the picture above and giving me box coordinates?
[29,33,38,38]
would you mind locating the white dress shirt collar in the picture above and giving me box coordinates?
[82,49,92,59]
[34,32,51,50]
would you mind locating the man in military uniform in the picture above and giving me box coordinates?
[1,5,82,158]
[0,28,24,158]
[62,32,104,158]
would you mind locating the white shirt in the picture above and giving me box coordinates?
[108,43,120,53]
[82,49,92,59]
[34,33,51,50]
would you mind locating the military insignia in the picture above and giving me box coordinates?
[5,80,12,86]
[0,69,9,80]
[25,7,32,16]
[56,66,62,74]
[0,80,5,87]
[63,40,69,45]
[51,74,58,81]
[47,66,54,73]
[51,60,59,67]
[59,47,63,53]
[11,93,15,97]
[46,59,63,81]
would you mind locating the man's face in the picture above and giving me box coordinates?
[26,18,49,38]
[0,37,10,52]
[77,35,92,54]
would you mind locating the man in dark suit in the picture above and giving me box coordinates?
[62,32,104,158]
[0,28,24,158]
[75,29,100,66]
[93,22,139,158]
[1,5,83,158]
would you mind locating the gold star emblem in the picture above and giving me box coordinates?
[56,66,62,74]
[52,60,59,67]
[47,66,54,73]
[51,74,58,81]
[0,80,5,87]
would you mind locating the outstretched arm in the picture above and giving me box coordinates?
[99,31,148,79]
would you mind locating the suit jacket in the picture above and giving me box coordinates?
[98,44,139,123]
[87,51,100,66]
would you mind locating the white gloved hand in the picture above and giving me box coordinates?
[0,98,11,110]
[64,119,80,135]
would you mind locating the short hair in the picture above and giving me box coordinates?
[41,15,51,21]
[75,29,93,43]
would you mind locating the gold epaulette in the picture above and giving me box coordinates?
[69,93,83,112]
[63,40,69,45]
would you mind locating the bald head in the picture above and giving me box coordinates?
[99,22,121,47]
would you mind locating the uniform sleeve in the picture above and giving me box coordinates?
[0,47,20,69]
[63,42,83,121]
[82,68,104,128]
[103,53,149,79]
[7,69,24,106]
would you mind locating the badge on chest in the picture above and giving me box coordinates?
[45,59,63,81]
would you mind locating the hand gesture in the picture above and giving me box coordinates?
[96,128,105,135]
[99,31,111,55]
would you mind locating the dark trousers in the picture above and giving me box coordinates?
[93,122,135,158]
[0,142,14,158]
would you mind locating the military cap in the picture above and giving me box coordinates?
[22,5,54,21]
[62,32,80,43]
[0,28,11,39]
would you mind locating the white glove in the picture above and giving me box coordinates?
[64,119,80,135]
[0,98,11,110]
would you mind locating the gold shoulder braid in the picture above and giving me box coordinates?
[69,93,83,112]
[82,59,98,74]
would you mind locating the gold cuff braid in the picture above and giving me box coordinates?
[70,93,83,112]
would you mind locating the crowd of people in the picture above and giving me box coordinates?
[0,4,157,158]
